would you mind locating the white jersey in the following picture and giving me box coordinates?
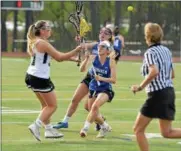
[27,40,51,79]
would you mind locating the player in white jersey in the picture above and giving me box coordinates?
[25,20,82,141]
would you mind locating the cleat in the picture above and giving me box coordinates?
[28,123,41,141]
[53,122,68,129]
[80,128,88,138]
[96,125,111,138]
[45,128,64,138]
[95,116,106,131]
[95,123,101,131]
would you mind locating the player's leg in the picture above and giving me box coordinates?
[80,93,108,137]
[53,82,89,129]
[133,113,152,151]
[39,91,64,138]
[159,120,181,138]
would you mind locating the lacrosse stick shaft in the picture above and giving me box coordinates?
[92,65,101,86]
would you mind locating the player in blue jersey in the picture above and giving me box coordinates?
[80,40,116,138]
[53,27,115,130]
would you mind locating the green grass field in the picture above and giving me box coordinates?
[2,57,181,151]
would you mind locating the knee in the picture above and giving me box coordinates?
[133,125,144,136]
[48,104,58,111]
[161,131,170,138]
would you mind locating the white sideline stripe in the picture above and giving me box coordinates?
[2,110,40,114]
[2,121,181,124]
[1,106,10,109]
[122,133,162,139]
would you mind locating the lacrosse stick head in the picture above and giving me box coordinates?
[75,1,83,15]
[80,17,91,37]
[68,13,80,34]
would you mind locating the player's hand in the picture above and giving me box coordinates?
[131,85,142,94]
[75,35,81,42]
[75,45,83,52]
[95,75,101,81]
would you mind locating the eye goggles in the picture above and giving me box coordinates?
[99,30,111,35]
[98,44,109,50]
[41,26,51,31]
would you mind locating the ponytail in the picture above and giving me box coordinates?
[27,24,36,56]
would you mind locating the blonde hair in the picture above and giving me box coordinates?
[27,20,47,56]
[144,22,163,45]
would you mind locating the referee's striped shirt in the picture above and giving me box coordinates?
[141,43,173,93]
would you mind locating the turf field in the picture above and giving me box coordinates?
[2,57,181,151]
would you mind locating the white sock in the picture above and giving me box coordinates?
[35,118,42,128]
[83,121,91,130]
[62,115,70,123]
[44,123,52,130]
[100,121,108,129]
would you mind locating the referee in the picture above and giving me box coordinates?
[131,22,181,151]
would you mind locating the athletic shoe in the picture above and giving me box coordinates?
[28,123,41,141]
[53,122,68,129]
[95,116,106,131]
[45,128,64,138]
[80,128,88,138]
[95,123,101,131]
[96,125,112,138]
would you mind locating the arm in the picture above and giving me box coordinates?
[131,51,159,93]
[171,68,175,79]
[36,40,81,62]
[139,65,159,89]
[95,59,117,84]
[79,54,95,72]
[119,35,125,48]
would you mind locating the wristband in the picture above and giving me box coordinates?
[138,86,143,91]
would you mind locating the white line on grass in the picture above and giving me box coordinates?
[2,110,40,114]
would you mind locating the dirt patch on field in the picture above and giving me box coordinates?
[2,52,181,62]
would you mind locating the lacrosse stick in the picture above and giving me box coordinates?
[92,64,101,86]
[68,2,84,66]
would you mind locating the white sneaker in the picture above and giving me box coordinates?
[80,128,88,138]
[96,125,111,138]
[45,128,64,138]
[28,123,41,141]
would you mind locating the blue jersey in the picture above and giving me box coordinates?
[91,43,99,55]
[113,36,122,58]
[89,56,112,91]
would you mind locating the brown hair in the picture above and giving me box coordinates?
[113,26,120,36]
[144,22,163,45]
[27,20,47,56]
[104,27,113,44]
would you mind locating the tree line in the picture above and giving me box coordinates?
[1,1,181,53]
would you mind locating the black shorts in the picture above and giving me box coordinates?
[89,89,115,102]
[25,73,55,93]
[140,87,175,120]
[80,72,92,87]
